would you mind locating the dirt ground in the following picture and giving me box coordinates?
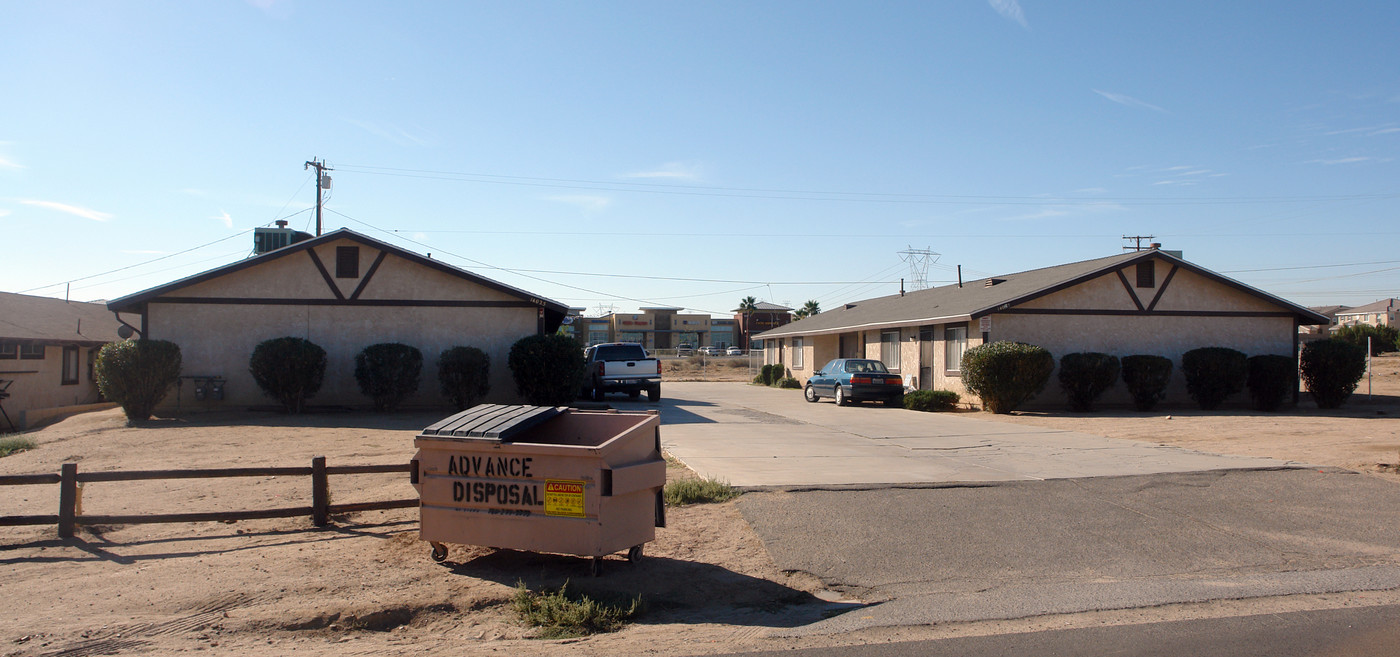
[1,355,1397,656]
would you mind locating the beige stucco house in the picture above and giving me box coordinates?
[1336,299,1398,329]
[106,229,569,411]
[0,291,131,429]
[756,247,1330,409]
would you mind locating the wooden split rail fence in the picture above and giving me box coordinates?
[0,457,416,538]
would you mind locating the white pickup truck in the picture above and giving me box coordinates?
[581,342,662,402]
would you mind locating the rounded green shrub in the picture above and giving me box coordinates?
[95,339,182,422]
[777,377,802,389]
[355,343,423,412]
[438,346,491,411]
[508,334,587,406]
[961,341,1054,414]
[1121,355,1173,411]
[1057,352,1121,412]
[903,389,960,412]
[1300,339,1366,409]
[1332,324,1399,356]
[1182,347,1247,410]
[758,364,786,386]
[249,337,326,414]
[1245,354,1296,412]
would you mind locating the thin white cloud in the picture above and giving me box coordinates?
[988,0,1029,28]
[1306,156,1385,165]
[1370,127,1400,136]
[213,210,233,228]
[620,161,702,181]
[1093,89,1168,113]
[0,155,22,169]
[20,199,112,221]
[547,195,612,213]
[0,209,10,218]
[1153,179,1197,186]
[343,118,430,147]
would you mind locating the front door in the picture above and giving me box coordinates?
[918,326,935,390]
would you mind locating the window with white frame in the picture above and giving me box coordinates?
[880,330,900,370]
[792,337,804,369]
[944,324,968,373]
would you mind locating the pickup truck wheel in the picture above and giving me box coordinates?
[647,385,660,402]
[804,384,819,403]
[590,381,604,402]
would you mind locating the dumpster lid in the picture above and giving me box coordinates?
[419,404,566,441]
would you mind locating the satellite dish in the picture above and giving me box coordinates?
[117,325,134,339]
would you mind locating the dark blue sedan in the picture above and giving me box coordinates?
[803,358,904,407]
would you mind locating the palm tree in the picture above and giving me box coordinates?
[796,300,820,319]
[738,296,759,348]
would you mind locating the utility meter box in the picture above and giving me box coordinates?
[411,404,666,573]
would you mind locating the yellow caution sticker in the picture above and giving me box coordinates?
[544,479,586,518]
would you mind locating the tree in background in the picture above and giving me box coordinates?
[738,296,759,347]
[794,300,821,320]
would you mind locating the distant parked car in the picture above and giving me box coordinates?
[676,343,694,357]
[699,346,721,356]
[803,358,904,407]
[726,346,743,356]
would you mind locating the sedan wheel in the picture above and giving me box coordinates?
[835,387,849,406]
[804,384,819,403]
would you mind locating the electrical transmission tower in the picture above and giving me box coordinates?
[898,246,941,290]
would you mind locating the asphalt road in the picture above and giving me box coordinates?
[738,468,1400,634]
[716,604,1400,657]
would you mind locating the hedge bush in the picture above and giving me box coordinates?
[354,343,423,412]
[1181,347,1247,410]
[508,334,587,406]
[961,341,1054,414]
[903,389,960,412]
[1121,355,1173,411]
[1057,352,1120,412]
[438,346,490,410]
[95,339,182,422]
[1300,339,1366,409]
[1246,354,1296,412]
[756,364,785,386]
[1332,324,1399,356]
[776,377,802,389]
[249,337,326,413]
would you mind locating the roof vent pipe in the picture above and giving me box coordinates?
[275,220,288,229]
[900,278,905,297]
[957,265,963,288]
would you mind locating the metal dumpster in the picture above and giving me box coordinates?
[411,404,667,575]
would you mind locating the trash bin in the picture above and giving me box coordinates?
[411,404,667,575]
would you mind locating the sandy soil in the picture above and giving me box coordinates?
[1,355,1397,655]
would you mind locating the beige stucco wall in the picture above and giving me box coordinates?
[1,344,105,428]
[145,240,546,411]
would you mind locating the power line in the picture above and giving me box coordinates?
[18,229,255,295]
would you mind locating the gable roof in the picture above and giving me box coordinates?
[106,228,569,317]
[1336,298,1398,315]
[0,291,130,346]
[758,250,1331,339]
[734,301,792,312]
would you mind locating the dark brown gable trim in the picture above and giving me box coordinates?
[305,249,345,301]
[1114,269,1145,311]
[349,251,388,301]
[998,308,1295,318]
[148,297,538,308]
[1146,265,1179,312]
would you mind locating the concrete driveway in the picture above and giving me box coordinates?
[613,382,1296,488]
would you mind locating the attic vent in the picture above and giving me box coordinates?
[984,278,1006,288]
[845,303,858,310]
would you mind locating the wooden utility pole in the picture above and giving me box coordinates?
[304,158,333,236]
[1122,235,1155,251]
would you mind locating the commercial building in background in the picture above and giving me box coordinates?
[736,302,793,351]
[1336,299,1398,329]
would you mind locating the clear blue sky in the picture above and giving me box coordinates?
[4,1,1397,316]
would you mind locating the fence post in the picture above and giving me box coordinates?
[58,462,78,539]
[312,456,329,526]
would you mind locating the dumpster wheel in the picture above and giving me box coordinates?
[627,545,644,564]
[430,542,449,562]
